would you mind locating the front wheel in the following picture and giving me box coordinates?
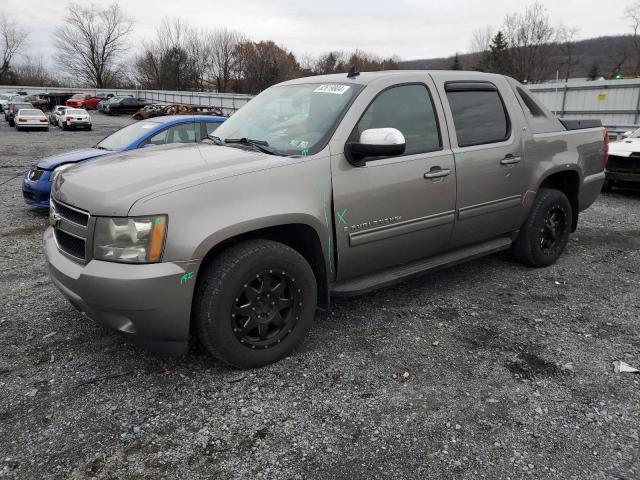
[194,239,317,368]
[512,188,572,267]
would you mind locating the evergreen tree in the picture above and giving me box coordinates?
[480,31,511,75]
[450,53,462,70]
[587,62,600,80]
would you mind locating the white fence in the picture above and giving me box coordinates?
[528,79,640,135]
[0,84,253,115]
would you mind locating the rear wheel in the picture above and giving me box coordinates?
[194,239,317,368]
[512,188,572,267]
[602,179,613,192]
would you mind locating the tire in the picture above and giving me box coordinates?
[62,122,68,131]
[602,179,613,192]
[86,125,92,131]
[512,188,573,268]
[194,239,317,368]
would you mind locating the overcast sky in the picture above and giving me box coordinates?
[4,0,632,65]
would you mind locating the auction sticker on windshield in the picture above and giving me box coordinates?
[314,84,350,94]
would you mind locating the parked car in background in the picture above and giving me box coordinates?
[22,94,49,110]
[97,95,130,112]
[58,108,92,130]
[22,115,225,208]
[6,101,34,126]
[65,93,103,110]
[102,97,151,115]
[49,105,71,125]
[41,71,606,367]
[132,104,169,120]
[14,109,49,131]
[604,129,640,190]
[0,93,21,112]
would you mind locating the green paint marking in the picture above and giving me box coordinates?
[337,208,348,224]
[180,272,194,285]
[154,217,164,225]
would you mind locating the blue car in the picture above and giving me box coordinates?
[22,115,225,208]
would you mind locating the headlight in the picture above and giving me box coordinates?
[93,215,167,263]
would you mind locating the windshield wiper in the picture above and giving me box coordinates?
[202,134,225,146]
[224,138,283,156]
[95,145,110,150]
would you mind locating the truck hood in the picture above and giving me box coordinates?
[53,143,275,216]
[36,148,114,170]
[609,138,640,157]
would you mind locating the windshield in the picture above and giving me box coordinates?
[71,94,87,99]
[67,109,87,115]
[97,121,159,150]
[19,109,42,115]
[213,83,362,156]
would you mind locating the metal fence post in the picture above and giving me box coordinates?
[560,84,569,117]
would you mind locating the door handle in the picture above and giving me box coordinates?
[500,154,521,165]
[424,168,451,179]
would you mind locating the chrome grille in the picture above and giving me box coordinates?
[50,198,90,262]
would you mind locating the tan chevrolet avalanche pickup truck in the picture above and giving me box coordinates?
[44,70,607,368]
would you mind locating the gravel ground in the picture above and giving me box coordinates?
[1,113,639,480]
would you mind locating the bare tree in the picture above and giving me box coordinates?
[625,0,640,75]
[468,26,494,53]
[209,28,243,93]
[0,12,28,83]
[557,26,580,82]
[55,2,133,87]
[503,2,556,83]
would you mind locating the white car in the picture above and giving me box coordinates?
[58,108,92,130]
[49,105,71,125]
[14,109,49,131]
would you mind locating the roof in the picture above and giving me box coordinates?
[145,115,226,124]
[280,70,509,87]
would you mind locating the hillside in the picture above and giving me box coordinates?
[400,35,635,80]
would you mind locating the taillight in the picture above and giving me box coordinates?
[66,116,73,121]
[603,127,609,168]
[40,119,47,122]
[18,118,26,122]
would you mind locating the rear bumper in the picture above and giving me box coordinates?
[44,227,196,355]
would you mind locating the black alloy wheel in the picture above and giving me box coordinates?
[231,269,302,349]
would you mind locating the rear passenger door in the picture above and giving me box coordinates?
[438,79,527,247]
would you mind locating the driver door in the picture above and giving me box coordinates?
[331,80,457,280]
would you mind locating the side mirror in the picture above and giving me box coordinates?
[345,128,406,166]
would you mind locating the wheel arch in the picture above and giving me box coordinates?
[537,169,581,231]
[195,221,330,310]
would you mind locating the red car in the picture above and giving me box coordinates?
[65,93,102,110]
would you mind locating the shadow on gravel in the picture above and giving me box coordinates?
[506,350,561,380]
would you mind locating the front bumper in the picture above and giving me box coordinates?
[605,169,640,184]
[44,227,196,355]
[22,171,52,208]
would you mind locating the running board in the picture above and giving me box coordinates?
[330,237,513,296]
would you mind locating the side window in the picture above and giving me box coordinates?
[446,86,510,147]
[205,121,221,136]
[354,84,441,156]
[148,128,169,145]
[166,123,199,144]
